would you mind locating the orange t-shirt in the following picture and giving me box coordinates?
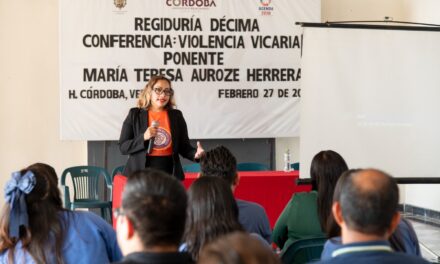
[148,111,173,156]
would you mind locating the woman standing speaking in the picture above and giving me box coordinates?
[119,75,204,180]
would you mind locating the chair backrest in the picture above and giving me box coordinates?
[281,237,327,264]
[111,165,125,178]
[291,162,300,171]
[61,166,112,204]
[237,162,269,171]
[183,163,201,173]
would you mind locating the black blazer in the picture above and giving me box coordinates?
[118,107,196,180]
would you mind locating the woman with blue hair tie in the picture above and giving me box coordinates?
[0,163,122,263]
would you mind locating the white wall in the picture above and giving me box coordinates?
[274,0,409,172]
[0,1,87,204]
[274,0,410,172]
[322,0,406,21]
[320,0,440,211]
[398,0,440,212]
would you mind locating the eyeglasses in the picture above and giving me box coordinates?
[113,207,125,219]
[152,87,174,96]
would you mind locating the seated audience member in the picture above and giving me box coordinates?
[272,150,348,251]
[0,163,122,263]
[322,218,421,259]
[322,169,421,259]
[183,176,243,261]
[315,169,429,264]
[199,146,272,243]
[198,232,280,264]
[114,169,193,264]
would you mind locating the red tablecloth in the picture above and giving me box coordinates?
[113,171,311,228]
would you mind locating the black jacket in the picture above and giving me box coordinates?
[118,107,196,180]
[112,251,194,264]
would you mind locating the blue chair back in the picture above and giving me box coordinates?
[183,163,201,172]
[291,162,300,171]
[281,236,326,264]
[111,165,125,178]
[237,162,269,171]
[60,166,113,223]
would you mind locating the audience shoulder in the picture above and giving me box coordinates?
[69,210,113,228]
[292,191,318,201]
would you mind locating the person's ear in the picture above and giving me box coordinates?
[332,202,344,227]
[117,215,135,240]
[233,172,240,187]
[127,217,135,238]
[387,212,401,237]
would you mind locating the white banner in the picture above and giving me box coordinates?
[60,0,320,140]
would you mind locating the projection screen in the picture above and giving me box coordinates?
[299,23,440,179]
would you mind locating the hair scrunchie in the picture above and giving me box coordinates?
[4,171,36,238]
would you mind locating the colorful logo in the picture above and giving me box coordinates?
[260,0,271,6]
[259,0,274,15]
[165,0,217,9]
[114,0,127,9]
[153,128,171,149]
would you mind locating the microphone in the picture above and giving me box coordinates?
[147,120,159,154]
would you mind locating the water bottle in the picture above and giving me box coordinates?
[283,149,291,172]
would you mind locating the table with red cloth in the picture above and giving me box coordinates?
[112,171,311,228]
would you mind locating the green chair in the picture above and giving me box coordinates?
[61,166,113,223]
[237,162,269,171]
[291,162,300,171]
[183,163,201,173]
[280,236,327,264]
[111,165,125,178]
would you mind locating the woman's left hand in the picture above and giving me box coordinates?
[194,141,205,159]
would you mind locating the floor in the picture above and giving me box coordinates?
[407,215,440,263]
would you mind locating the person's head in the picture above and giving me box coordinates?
[332,169,400,241]
[198,232,280,264]
[326,169,359,237]
[137,75,176,111]
[310,150,348,233]
[199,145,238,187]
[184,176,242,260]
[116,169,187,255]
[0,163,65,263]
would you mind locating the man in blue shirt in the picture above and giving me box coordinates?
[315,168,429,264]
[199,146,272,244]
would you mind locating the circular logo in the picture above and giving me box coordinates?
[153,128,171,149]
[260,0,271,7]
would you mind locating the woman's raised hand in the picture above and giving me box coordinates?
[194,141,205,159]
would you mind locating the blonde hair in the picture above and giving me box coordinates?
[136,75,176,109]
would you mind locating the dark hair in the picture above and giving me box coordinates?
[198,232,280,264]
[336,169,399,236]
[122,169,187,248]
[199,145,237,186]
[184,176,243,260]
[328,169,410,252]
[326,169,359,237]
[0,163,66,263]
[310,150,348,233]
